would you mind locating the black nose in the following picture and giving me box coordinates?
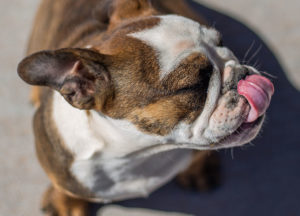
[222,66,249,94]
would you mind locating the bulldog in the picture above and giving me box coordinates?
[17,0,274,215]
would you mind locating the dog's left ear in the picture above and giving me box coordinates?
[94,0,156,28]
[18,48,113,110]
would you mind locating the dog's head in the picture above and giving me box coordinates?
[18,0,274,151]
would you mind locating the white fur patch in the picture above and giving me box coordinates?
[52,92,104,160]
[52,92,162,159]
[129,15,220,79]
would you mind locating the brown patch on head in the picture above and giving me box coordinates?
[120,53,213,135]
[127,93,200,136]
[161,53,212,92]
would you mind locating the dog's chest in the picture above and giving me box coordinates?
[71,149,192,202]
[52,92,192,201]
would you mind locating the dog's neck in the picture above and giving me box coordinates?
[52,91,192,201]
[52,91,177,160]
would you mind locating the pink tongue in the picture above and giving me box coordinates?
[237,74,274,122]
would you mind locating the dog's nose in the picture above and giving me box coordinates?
[221,65,249,93]
[238,74,274,122]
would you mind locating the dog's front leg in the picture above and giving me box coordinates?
[176,151,221,191]
[41,185,89,216]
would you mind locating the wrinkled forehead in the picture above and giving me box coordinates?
[127,15,221,78]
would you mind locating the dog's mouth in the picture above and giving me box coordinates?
[212,72,274,148]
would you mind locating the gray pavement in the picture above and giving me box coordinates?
[0,1,48,216]
[0,0,299,216]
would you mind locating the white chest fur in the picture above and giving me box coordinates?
[52,92,192,201]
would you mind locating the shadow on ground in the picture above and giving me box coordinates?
[92,1,300,215]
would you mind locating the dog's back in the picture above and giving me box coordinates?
[27,0,205,54]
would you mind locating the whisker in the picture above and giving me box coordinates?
[247,44,262,65]
[260,71,277,79]
[248,141,255,147]
[211,21,217,28]
[231,148,235,159]
[243,40,256,63]
[252,60,260,69]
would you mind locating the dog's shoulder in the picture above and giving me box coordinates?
[152,0,206,24]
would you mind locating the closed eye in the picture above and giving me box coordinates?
[173,83,203,95]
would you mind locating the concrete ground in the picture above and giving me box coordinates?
[0,0,299,216]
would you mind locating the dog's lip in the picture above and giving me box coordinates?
[211,115,264,148]
[123,117,264,156]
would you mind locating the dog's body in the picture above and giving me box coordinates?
[18,0,274,215]
[28,0,208,202]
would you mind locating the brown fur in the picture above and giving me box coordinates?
[41,185,89,216]
[177,151,221,191]
[124,53,213,135]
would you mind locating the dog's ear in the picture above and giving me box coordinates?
[94,0,156,28]
[18,48,113,110]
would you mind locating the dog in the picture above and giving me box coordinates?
[17,0,274,215]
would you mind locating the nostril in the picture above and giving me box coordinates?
[242,66,251,78]
[237,68,249,83]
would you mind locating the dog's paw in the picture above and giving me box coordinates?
[176,151,221,191]
[41,185,89,216]
[41,186,59,216]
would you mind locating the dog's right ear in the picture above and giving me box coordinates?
[18,48,113,110]
[94,0,157,28]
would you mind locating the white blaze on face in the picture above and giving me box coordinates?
[129,15,221,79]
